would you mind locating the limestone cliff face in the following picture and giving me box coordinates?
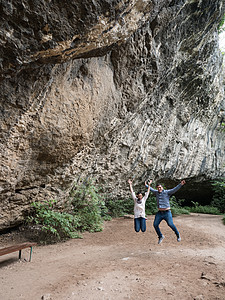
[0,0,225,230]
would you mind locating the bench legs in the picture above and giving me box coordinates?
[18,247,33,262]
[29,246,33,262]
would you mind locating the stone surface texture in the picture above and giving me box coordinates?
[0,0,225,230]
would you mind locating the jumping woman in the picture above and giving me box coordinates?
[128,179,152,233]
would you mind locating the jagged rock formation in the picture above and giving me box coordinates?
[0,0,225,230]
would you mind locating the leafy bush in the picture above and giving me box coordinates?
[219,14,225,34]
[105,197,134,217]
[171,206,190,216]
[145,192,158,215]
[27,199,81,243]
[211,178,225,213]
[169,197,188,215]
[70,178,108,232]
[26,178,110,243]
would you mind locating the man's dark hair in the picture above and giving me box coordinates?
[156,183,162,187]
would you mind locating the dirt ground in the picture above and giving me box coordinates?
[0,213,225,300]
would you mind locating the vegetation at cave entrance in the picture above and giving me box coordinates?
[27,176,225,243]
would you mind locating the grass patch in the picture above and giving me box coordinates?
[184,202,221,215]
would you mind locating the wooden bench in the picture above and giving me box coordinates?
[0,242,36,262]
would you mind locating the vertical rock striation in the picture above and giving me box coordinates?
[0,0,224,230]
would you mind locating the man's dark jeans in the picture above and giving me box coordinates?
[153,210,179,238]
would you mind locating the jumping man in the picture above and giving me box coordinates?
[145,180,186,244]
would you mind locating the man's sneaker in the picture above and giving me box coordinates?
[158,235,165,244]
[177,234,181,242]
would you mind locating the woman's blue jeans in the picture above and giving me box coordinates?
[134,217,146,232]
[153,210,179,238]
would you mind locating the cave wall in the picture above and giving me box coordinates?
[0,0,225,230]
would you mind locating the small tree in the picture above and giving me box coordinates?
[70,178,108,232]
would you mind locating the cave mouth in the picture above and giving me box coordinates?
[159,178,214,207]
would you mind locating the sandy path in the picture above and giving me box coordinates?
[0,213,225,300]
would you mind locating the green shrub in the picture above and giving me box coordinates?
[27,199,81,242]
[219,14,225,34]
[26,178,110,243]
[170,196,183,209]
[145,193,158,215]
[168,196,189,216]
[105,197,133,217]
[145,183,159,215]
[171,207,190,216]
[211,178,225,213]
[70,178,108,232]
